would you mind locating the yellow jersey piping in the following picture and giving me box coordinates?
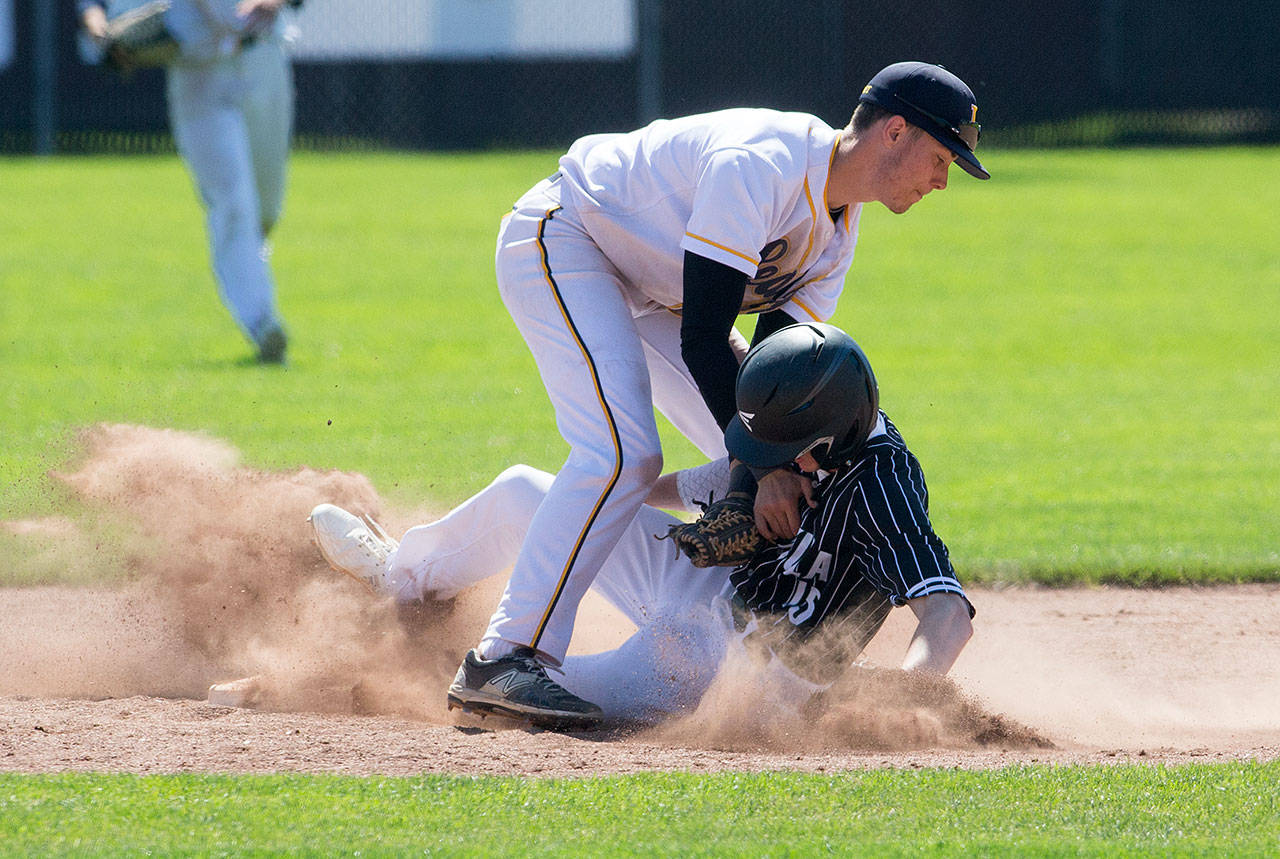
[684,231,757,266]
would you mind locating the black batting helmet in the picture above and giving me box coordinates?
[724,323,879,470]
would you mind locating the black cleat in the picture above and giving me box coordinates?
[447,647,602,731]
[256,325,288,364]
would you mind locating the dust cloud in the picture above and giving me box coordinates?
[7,423,1272,754]
[2,424,493,720]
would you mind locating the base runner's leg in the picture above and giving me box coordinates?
[387,465,554,601]
[561,504,734,723]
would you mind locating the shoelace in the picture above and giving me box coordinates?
[511,648,567,678]
[356,513,399,559]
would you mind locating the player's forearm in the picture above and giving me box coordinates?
[645,457,736,512]
[645,471,685,510]
[682,337,738,430]
[680,251,749,430]
[901,592,972,674]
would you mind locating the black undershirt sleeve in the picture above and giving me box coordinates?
[680,251,750,431]
[750,307,801,347]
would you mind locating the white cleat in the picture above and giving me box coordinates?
[308,503,399,595]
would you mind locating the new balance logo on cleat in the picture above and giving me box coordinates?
[483,668,538,697]
[447,646,603,731]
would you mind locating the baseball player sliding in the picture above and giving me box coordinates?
[309,323,973,728]
[78,0,300,363]
[428,61,988,726]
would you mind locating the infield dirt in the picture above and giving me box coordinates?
[2,424,1277,776]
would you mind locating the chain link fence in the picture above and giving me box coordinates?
[2,0,1278,154]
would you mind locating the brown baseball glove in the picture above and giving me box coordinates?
[103,1,179,70]
[661,492,763,568]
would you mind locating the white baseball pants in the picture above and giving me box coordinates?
[387,465,734,722]
[478,177,727,667]
[167,38,292,344]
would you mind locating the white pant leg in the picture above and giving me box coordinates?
[633,310,729,461]
[560,504,734,722]
[167,56,280,342]
[481,187,664,666]
[238,39,292,233]
[390,460,733,722]
[386,465,554,603]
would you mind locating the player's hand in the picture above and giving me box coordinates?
[753,467,816,542]
[81,7,129,68]
[236,0,285,34]
[81,6,109,40]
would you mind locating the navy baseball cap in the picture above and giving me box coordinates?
[859,61,989,180]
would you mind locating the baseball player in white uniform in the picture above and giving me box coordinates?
[306,323,974,727]
[430,62,988,726]
[78,0,299,363]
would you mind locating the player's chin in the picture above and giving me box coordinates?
[884,192,922,215]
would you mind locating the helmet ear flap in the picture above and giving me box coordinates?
[817,371,880,469]
[817,417,869,470]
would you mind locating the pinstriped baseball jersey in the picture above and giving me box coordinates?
[729,414,972,681]
[556,108,862,321]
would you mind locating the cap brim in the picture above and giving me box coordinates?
[929,129,989,180]
[725,415,810,469]
[860,87,990,180]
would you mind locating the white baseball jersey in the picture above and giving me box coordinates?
[557,108,863,321]
[164,0,288,63]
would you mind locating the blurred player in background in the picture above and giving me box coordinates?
[78,0,301,363]
[307,323,973,728]
[446,61,987,724]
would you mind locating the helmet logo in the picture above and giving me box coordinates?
[739,410,755,431]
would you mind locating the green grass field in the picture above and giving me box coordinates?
[2,147,1277,583]
[4,765,1279,856]
[1,147,1278,854]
